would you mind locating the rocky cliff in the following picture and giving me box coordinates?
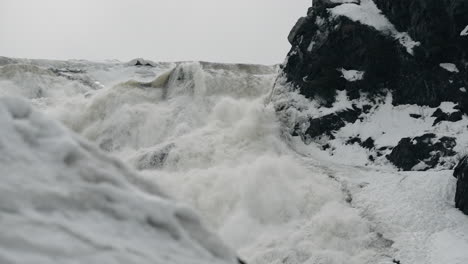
[272,0,468,213]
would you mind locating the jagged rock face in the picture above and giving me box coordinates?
[373,0,468,63]
[454,156,468,215]
[275,0,468,171]
[297,106,362,141]
[386,134,457,171]
[284,0,467,111]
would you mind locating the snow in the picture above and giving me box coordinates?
[2,57,468,264]
[0,96,237,264]
[439,63,460,73]
[329,0,420,55]
[338,68,365,82]
[461,25,468,36]
[307,40,315,52]
[461,87,467,93]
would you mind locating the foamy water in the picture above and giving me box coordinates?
[0,59,387,264]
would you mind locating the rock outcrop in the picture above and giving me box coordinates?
[283,0,467,111]
[274,0,468,171]
[454,156,468,215]
[386,134,457,171]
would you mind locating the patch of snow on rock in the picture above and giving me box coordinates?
[338,68,365,82]
[307,40,316,52]
[461,25,468,36]
[439,63,459,73]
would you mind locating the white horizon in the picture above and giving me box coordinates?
[0,0,311,65]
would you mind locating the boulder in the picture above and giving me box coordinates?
[431,108,463,125]
[386,134,457,171]
[454,156,468,215]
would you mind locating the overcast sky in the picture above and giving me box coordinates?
[0,0,311,64]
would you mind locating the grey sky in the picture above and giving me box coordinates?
[0,0,311,64]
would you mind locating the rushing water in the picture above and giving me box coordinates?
[0,59,385,264]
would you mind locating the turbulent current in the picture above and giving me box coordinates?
[1,58,466,264]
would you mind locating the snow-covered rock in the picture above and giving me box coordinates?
[0,97,238,264]
[273,0,468,171]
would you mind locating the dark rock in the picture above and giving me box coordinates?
[362,137,375,149]
[275,0,467,166]
[454,156,468,215]
[362,105,372,113]
[431,108,464,125]
[386,134,457,170]
[346,136,362,145]
[237,257,247,264]
[409,113,422,119]
[432,108,445,118]
[346,136,374,149]
[301,106,362,140]
[135,60,143,66]
[279,0,468,125]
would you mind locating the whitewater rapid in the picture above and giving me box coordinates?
[12,60,381,264]
[6,58,467,264]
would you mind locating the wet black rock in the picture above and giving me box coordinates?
[431,108,463,125]
[409,113,422,119]
[362,137,375,149]
[346,136,375,149]
[386,134,457,171]
[454,156,468,215]
[237,257,247,264]
[284,0,467,112]
[299,106,362,141]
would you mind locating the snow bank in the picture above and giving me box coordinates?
[0,97,237,264]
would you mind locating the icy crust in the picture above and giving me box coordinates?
[0,97,237,264]
[329,0,420,54]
